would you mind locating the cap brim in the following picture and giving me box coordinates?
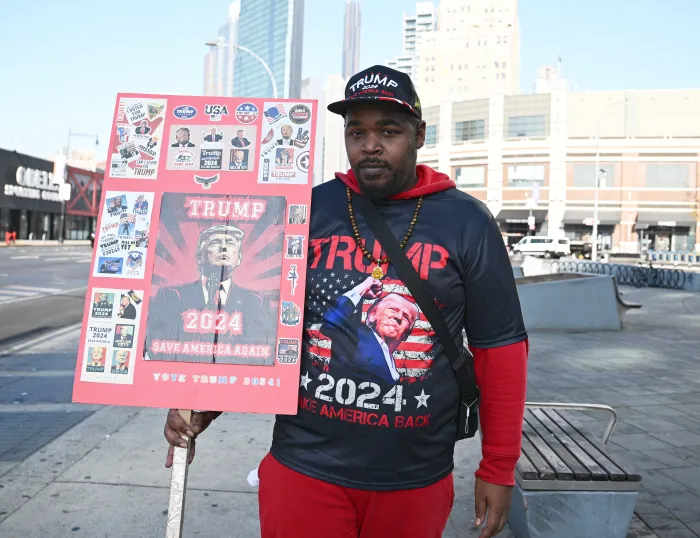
[327,96,421,119]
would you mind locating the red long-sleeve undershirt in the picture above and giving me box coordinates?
[469,339,529,487]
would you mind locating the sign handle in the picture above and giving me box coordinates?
[165,409,192,538]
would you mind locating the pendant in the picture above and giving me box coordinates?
[371,266,384,280]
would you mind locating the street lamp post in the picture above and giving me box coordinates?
[591,99,628,262]
[60,130,99,243]
[205,40,278,98]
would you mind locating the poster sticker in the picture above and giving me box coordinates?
[288,204,307,224]
[286,264,299,295]
[92,191,154,279]
[277,338,300,364]
[280,301,301,326]
[80,287,144,385]
[167,125,257,172]
[86,323,114,346]
[258,102,312,184]
[285,235,305,259]
[235,102,259,124]
[144,193,286,366]
[109,97,167,179]
[91,292,115,319]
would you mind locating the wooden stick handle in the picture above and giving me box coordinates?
[165,410,193,538]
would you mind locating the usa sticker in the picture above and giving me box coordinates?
[236,103,259,124]
[277,338,300,364]
[194,173,220,189]
[204,104,229,121]
[285,235,305,259]
[173,105,197,120]
[296,151,310,174]
[289,104,311,125]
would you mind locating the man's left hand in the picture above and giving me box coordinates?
[474,477,513,537]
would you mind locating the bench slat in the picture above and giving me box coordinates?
[549,409,642,482]
[520,436,555,480]
[525,411,591,480]
[541,409,627,482]
[530,408,609,481]
[522,416,574,480]
[516,451,539,481]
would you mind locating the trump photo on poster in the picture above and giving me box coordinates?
[144,193,286,366]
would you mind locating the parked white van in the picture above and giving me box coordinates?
[512,236,571,258]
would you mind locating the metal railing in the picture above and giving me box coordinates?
[552,260,693,290]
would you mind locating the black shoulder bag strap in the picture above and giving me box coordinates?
[353,193,480,440]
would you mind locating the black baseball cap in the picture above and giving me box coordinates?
[327,65,422,120]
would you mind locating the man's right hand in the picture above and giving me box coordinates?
[359,276,383,300]
[163,409,220,468]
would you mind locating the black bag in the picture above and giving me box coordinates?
[354,194,480,440]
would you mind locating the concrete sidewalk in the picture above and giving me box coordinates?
[0,240,91,248]
[3,286,700,537]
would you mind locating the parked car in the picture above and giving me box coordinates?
[512,236,571,258]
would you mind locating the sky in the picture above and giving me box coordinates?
[1,0,699,164]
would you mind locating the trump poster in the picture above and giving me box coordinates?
[72,95,317,414]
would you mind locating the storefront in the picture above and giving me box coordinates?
[635,211,697,252]
[0,148,63,240]
[562,209,621,251]
[0,149,103,241]
[495,209,547,247]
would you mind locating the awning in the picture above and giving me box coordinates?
[636,211,697,228]
[562,210,621,226]
[495,209,548,224]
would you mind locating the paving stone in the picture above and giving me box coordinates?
[612,433,675,451]
[644,449,698,468]
[637,470,691,495]
[638,512,687,532]
[634,491,673,514]
[626,417,689,433]
[660,467,700,493]
[656,492,700,524]
[654,529,699,538]
[650,431,700,448]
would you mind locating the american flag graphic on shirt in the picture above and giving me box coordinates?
[303,270,438,382]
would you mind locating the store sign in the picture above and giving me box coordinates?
[658,221,676,227]
[4,166,62,203]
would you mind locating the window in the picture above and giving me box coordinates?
[455,167,485,187]
[573,164,615,187]
[455,119,485,141]
[425,125,438,145]
[507,164,545,187]
[507,115,546,137]
[645,163,691,188]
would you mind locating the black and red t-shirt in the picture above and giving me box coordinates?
[271,165,528,490]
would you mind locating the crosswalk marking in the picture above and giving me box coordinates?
[0,285,65,303]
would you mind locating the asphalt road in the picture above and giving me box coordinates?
[0,246,93,348]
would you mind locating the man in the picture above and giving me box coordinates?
[276,124,294,146]
[203,127,223,143]
[231,129,251,147]
[113,325,133,348]
[145,224,275,364]
[135,120,151,135]
[164,66,528,538]
[321,276,419,384]
[171,127,195,147]
[229,149,248,170]
[118,294,137,320]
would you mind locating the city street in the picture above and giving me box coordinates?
[0,245,91,348]
[0,285,699,536]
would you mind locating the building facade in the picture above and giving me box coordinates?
[233,0,305,99]
[0,148,102,241]
[415,0,520,105]
[203,1,242,97]
[342,0,361,79]
[387,1,437,79]
[322,75,349,182]
[301,77,326,186]
[416,88,700,253]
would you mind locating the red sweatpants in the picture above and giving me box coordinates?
[258,453,454,538]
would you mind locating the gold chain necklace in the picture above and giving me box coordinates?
[346,186,423,279]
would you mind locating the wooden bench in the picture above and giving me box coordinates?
[507,403,643,538]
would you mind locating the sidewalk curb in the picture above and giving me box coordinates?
[0,322,84,358]
[0,405,142,525]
